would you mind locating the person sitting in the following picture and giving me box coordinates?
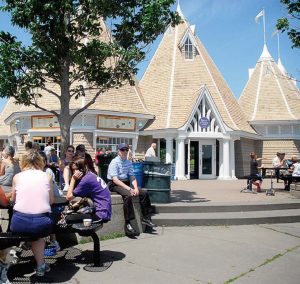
[272,152,286,184]
[66,156,112,224]
[282,155,300,191]
[107,143,155,236]
[59,145,75,191]
[249,152,264,192]
[10,150,54,277]
[0,146,21,188]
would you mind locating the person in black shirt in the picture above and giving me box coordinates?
[250,152,264,192]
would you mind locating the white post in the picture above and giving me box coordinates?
[229,139,237,180]
[187,139,190,179]
[218,139,224,179]
[165,137,173,164]
[222,138,230,179]
[175,138,186,180]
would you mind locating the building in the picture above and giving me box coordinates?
[0,5,299,179]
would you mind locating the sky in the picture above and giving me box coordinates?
[0,0,299,112]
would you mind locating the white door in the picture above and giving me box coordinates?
[199,140,216,179]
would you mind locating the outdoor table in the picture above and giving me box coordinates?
[261,167,288,196]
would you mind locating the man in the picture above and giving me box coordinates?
[107,143,155,236]
[75,144,86,157]
[272,152,287,188]
[145,143,156,158]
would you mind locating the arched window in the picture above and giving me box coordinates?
[183,37,193,59]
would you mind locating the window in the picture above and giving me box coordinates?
[183,37,194,59]
[96,137,133,153]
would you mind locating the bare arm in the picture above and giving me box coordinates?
[0,160,6,176]
[66,170,83,201]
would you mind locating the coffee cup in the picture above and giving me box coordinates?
[83,219,92,227]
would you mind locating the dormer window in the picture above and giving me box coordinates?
[183,37,193,59]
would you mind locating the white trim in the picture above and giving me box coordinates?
[269,62,296,119]
[251,61,264,121]
[166,25,178,128]
[180,86,227,133]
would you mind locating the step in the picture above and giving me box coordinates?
[152,209,300,226]
[154,202,300,213]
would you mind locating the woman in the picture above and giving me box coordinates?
[249,152,264,192]
[66,156,111,223]
[0,146,21,187]
[10,150,54,277]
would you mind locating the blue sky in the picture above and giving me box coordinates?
[0,0,299,112]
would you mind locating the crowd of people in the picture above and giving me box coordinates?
[248,151,300,192]
[0,140,157,281]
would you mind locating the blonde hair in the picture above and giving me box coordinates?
[291,155,298,163]
[20,150,45,170]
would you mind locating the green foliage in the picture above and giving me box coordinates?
[0,0,181,152]
[276,0,300,48]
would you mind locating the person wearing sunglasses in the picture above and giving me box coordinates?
[107,143,155,237]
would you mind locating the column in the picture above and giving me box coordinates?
[217,139,224,179]
[165,137,173,164]
[229,139,237,180]
[175,138,185,180]
[222,138,230,179]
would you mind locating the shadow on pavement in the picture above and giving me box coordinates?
[7,247,125,283]
[170,190,210,203]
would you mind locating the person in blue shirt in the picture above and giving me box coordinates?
[107,143,155,236]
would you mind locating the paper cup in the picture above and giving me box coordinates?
[83,219,92,227]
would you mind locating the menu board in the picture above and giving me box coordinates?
[98,115,135,131]
[32,116,60,129]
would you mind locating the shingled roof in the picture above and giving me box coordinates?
[139,15,254,134]
[239,44,300,121]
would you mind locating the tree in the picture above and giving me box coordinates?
[0,0,181,154]
[276,0,300,48]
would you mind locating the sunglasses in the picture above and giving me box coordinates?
[67,149,74,153]
[120,148,129,152]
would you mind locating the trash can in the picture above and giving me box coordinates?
[132,162,144,188]
[97,153,116,183]
[143,162,171,203]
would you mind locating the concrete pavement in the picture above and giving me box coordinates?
[8,222,300,283]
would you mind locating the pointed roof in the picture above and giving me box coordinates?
[139,16,254,133]
[239,44,300,121]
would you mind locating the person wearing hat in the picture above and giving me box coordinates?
[107,143,155,236]
[0,146,21,187]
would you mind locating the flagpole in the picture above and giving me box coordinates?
[263,9,266,45]
[277,32,280,59]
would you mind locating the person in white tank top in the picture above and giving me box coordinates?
[11,150,54,277]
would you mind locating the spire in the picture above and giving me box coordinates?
[176,0,184,18]
[259,44,272,61]
[277,58,287,75]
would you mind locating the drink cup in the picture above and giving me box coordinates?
[83,219,92,227]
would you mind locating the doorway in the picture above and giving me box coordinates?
[199,140,216,179]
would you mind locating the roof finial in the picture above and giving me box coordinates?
[177,0,184,18]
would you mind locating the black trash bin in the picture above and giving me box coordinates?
[143,162,172,203]
[97,153,116,183]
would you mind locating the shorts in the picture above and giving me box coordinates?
[10,211,53,238]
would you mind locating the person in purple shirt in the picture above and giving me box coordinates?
[66,156,111,223]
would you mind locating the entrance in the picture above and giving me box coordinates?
[199,140,216,179]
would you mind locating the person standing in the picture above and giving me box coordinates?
[145,143,156,158]
[107,143,155,236]
[44,140,53,159]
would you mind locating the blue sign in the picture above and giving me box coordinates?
[199,117,210,129]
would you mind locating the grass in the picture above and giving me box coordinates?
[78,232,125,244]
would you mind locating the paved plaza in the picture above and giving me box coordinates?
[6,180,300,284]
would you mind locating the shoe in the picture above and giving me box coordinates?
[125,223,136,235]
[284,185,290,191]
[50,240,61,252]
[36,263,50,277]
[141,218,156,228]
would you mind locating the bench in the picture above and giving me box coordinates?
[0,232,34,250]
[54,222,103,271]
